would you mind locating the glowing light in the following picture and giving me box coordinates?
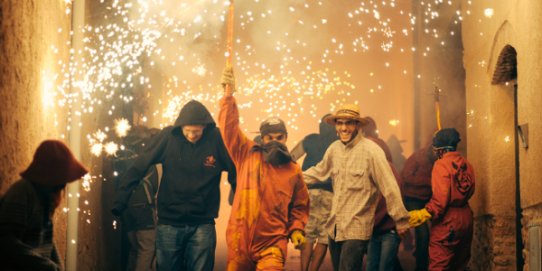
[104,142,119,156]
[81,174,91,192]
[388,119,400,127]
[504,136,511,143]
[90,143,103,157]
[484,8,494,18]
[114,118,131,138]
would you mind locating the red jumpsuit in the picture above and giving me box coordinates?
[219,96,310,271]
[425,151,475,271]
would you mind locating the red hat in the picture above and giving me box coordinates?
[20,140,89,186]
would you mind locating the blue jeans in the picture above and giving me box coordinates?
[156,224,216,271]
[366,230,401,271]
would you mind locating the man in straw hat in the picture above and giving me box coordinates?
[219,66,310,271]
[0,140,88,271]
[303,105,409,271]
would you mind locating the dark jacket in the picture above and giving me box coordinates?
[300,118,337,191]
[114,149,159,232]
[0,179,61,271]
[113,100,236,226]
[401,146,434,201]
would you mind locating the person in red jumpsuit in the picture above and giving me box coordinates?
[409,128,475,271]
[220,66,310,271]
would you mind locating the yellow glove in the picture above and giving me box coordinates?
[221,66,236,94]
[290,230,305,249]
[409,208,432,228]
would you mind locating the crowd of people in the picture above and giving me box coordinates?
[0,66,476,271]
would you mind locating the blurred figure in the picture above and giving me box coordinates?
[386,135,407,173]
[362,116,404,271]
[113,100,237,271]
[409,128,475,271]
[0,140,88,271]
[303,105,409,271]
[401,144,436,271]
[114,126,161,271]
[220,66,309,271]
[361,116,392,162]
[290,114,337,271]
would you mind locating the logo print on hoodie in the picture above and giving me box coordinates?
[452,161,472,195]
[204,155,216,167]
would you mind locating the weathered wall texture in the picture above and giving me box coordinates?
[0,0,82,268]
[462,0,542,270]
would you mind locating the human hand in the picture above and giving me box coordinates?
[397,228,408,238]
[221,65,235,96]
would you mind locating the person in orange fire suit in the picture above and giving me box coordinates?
[219,66,310,271]
[409,128,475,271]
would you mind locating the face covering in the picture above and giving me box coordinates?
[253,140,292,166]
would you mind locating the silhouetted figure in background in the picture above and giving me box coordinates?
[386,135,407,173]
[291,114,337,271]
[401,144,435,271]
[0,140,88,271]
[114,126,161,271]
[362,117,404,271]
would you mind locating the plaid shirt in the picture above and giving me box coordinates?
[303,134,409,241]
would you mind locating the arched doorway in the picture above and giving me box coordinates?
[491,44,523,270]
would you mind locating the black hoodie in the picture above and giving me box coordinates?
[113,100,236,225]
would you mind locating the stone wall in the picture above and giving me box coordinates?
[0,0,72,262]
[462,0,542,270]
[523,203,542,271]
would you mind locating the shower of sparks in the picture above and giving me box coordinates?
[48,0,475,224]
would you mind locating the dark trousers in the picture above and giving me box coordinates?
[328,237,368,271]
[405,197,430,271]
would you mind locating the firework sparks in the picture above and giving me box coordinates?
[47,0,476,226]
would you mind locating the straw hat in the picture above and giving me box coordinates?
[324,104,368,125]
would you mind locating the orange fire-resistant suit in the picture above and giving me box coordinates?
[425,151,475,270]
[219,96,310,270]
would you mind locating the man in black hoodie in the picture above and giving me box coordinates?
[112,100,236,271]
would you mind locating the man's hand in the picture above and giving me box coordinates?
[396,228,408,238]
[409,208,432,227]
[290,230,306,249]
[221,65,235,96]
